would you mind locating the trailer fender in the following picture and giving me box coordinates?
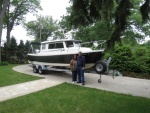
[38,65,46,74]
[32,64,39,73]
[40,65,47,70]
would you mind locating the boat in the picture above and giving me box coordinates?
[27,39,107,74]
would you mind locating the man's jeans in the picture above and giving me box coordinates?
[77,66,85,82]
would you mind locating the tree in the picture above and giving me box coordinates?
[63,0,150,50]
[24,40,30,52]
[140,0,150,23]
[24,15,63,41]
[0,0,9,62]
[143,40,150,48]
[4,0,41,46]
[123,0,150,43]
[71,21,114,43]
[4,36,18,63]
[59,7,73,32]
[17,40,25,63]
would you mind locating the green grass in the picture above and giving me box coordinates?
[0,83,150,113]
[0,64,42,87]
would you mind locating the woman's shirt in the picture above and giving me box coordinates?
[70,59,77,71]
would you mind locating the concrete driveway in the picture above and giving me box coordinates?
[13,64,150,99]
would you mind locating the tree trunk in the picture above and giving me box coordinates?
[6,25,11,46]
[106,27,121,51]
[106,0,132,51]
[6,15,15,46]
[0,0,9,62]
[0,16,3,62]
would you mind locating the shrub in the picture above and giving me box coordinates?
[108,45,135,72]
[132,46,150,73]
[105,44,150,75]
[0,62,9,66]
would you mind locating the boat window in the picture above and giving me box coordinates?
[48,43,55,49]
[42,44,46,50]
[66,41,74,47]
[74,41,80,47]
[55,43,64,48]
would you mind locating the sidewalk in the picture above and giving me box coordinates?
[0,79,62,102]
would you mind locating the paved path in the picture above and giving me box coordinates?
[0,64,150,102]
[0,79,62,102]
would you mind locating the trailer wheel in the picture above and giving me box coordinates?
[94,61,107,74]
[98,79,102,83]
[33,66,38,73]
[38,66,44,74]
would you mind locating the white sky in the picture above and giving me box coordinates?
[2,0,70,44]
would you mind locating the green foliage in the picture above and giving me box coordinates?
[2,36,18,63]
[126,0,150,42]
[109,44,135,72]
[105,43,150,76]
[140,0,150,22]
[2,36,30,63]
[121,36,139,47]
[132,46,150,73]
[134,47,147,56]
[59,7,73,32]
[69,0,114,28]
[0,61,9,66]
[61,0,150,51]
[17,40,26,63]
[3,0,41,27]
[24,15,63,41]
[143,40,150,48]
[73,21,113,42]
[3,0,41,46]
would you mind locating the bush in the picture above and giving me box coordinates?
[9,56,19,64]
[108,45,135,72]
[104,44,150,76]
[0,61,9,66]
[132,46,150,73]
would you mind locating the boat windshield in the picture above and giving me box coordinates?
[65,41,74,47]
[65,41,81,47]
[74,41,81,47]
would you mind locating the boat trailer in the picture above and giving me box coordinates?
[97,57,122,83]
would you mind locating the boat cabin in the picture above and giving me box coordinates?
[40,39,82,52]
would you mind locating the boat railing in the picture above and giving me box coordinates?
[80,40,106,50]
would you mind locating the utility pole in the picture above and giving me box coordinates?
[39,15,42,42]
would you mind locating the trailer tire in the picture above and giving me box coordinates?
[38,66,44,74]
[98,79,102,83]
[94,61,107,74]
[33,66,38,73]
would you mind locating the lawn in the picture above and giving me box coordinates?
[0,83,150,113]
[0,64,42,87]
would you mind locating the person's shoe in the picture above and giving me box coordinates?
[76,81,81,83]
[82,82,85,86]
[72,81,75,84]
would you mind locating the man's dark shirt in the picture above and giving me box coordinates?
[77,55,85,67]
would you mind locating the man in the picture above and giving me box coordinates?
[77,51,85,85]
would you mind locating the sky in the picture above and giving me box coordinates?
[2,0,71,44]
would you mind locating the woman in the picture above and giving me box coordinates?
[70,54,77,83]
